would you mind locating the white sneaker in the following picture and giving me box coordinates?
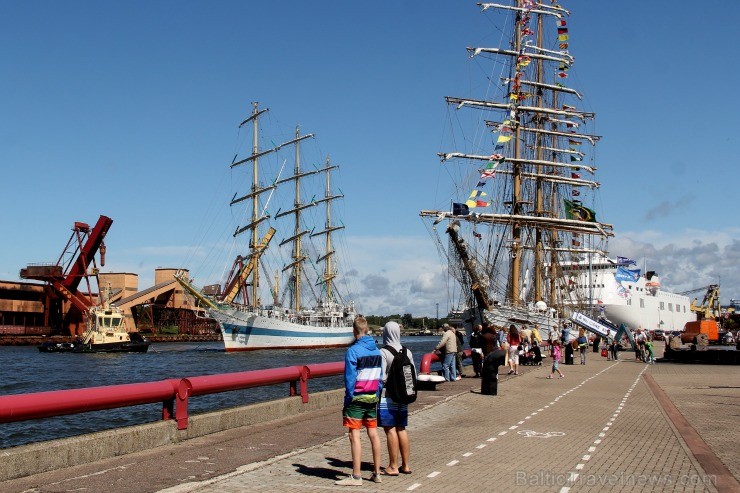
[335,475,363,486]
[370,472,382,483]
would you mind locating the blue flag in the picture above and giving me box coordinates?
[615,266,640,283]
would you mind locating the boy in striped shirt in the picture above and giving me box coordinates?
[335,316,383,486]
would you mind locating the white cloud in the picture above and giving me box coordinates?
[347,228,740,316]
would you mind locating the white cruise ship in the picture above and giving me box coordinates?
[561,255,694,332]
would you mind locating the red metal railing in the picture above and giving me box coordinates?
[0,350,476,434]
[0,362,344,430]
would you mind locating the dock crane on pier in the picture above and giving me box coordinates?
[20,216,113,335]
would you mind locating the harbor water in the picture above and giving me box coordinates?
[0,336,444,449]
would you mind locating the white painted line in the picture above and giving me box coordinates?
[532,412,538,415]
[559,488,570,493]
[408,483,422,490]
[427,471,440,478]
[498,431,507,436]
[509,425,519,430]
[446,460,459,466]
[538,408,544,412]
[576,463,584,470]
[582,455,591,461]
[462,452,473,457]
[570,472,579,482]
[598,433,606,437]
[603,427,610,431]
[476,444,487,449]
[487,437,497,442]
[517,421,525,424]
[524,416,531,419]
[588,447,596,452]
[594,439,602,444]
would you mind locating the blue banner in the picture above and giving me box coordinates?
[616,256,636,265]
[615,266,640,282]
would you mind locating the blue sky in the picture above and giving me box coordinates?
[2,1,738,317]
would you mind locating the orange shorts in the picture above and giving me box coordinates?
[342,400,378,429]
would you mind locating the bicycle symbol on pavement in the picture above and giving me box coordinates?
[517,430,566,438]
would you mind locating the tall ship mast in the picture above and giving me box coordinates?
[175,102,357,351]
[421,1,613,338]
[421,1,694,337]
[312,156,344,304]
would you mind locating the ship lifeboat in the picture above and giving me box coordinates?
[645,280,660,295]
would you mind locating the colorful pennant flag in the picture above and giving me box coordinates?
[497,135,513,144]
[571,189,581,196]
[571,172,581,179]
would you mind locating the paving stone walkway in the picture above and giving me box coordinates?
[3,344,737,493]
[158,349,739,493]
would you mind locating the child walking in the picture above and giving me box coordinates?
[547,340,564,379]
[645,340,655,364]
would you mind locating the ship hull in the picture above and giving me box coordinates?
[37,340,150,353]
[563,258,695,332]
[211,308,355,351]
[599,295,694,333]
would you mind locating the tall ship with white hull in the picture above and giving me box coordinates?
[176,103,356,351]
[420,1,691,337]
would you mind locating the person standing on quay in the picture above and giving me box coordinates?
[454,327,465,380]
[577,331,588,365]
[378,321,413,476]
[435,324,458,381]
[335,316,383,486]
[481,342,508,395]
[507,324,521,375]
[469,324,484,378]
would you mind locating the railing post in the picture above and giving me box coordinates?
[176,378,193,430]
[299,365,310,404]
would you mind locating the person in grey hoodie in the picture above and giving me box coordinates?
[435,324,458,381]
[378,321,414,476]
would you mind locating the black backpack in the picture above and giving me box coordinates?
[383,345,417,404]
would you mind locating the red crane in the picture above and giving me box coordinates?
[20,215,113,335]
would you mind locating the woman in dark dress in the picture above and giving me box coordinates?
[481,326,507,395]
